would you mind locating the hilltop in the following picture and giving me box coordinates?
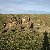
[0,14,50,50]
[0,14,50,33]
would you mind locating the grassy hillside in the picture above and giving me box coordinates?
[0,14,50,50]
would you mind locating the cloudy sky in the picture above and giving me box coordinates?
[0,0,50,14]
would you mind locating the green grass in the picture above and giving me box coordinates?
[0,14,50,50]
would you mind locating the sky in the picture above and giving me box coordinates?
[0,0,50,14]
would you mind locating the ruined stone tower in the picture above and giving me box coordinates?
[22,15,33,30]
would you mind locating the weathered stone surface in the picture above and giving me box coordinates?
[3,15,33,31]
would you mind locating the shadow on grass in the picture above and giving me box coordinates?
[41,31,50,50]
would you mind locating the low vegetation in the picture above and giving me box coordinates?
[0,14,50,50]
